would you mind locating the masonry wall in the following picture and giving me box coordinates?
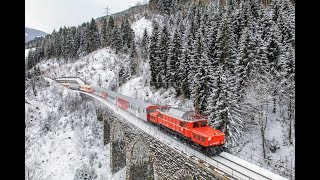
[96,107,228,180]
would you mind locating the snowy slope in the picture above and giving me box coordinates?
[26,16,294,179]
[25,48,35,64]
[131,17,152,41]
[25,77,111,179]
[25,27,47,43]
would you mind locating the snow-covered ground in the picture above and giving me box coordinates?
[25,16,294,179]
[25,77,111,179]
[131,17,152,41]
[233,108,295,178]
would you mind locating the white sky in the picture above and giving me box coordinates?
[25,0,148,34]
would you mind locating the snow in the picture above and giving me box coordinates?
[218,152,287,180]
[25,48,35,58]
[232,102,295,178]
[26,14,294,179]
[33,45,293,178]
[25,78,110,179]
[81,91,287,180]
[131,17,152,41]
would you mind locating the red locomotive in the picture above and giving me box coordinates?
[55,78,225,155]
[149,106,225,155]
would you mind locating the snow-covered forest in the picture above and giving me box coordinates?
[26,0,295,178]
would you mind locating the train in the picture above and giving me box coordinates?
[55,78,225,155]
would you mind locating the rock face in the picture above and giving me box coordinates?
[97,107,229,180]
[129,141,154,180]
[110,121,126,173]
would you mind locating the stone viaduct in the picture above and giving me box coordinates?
[96,107,230,180]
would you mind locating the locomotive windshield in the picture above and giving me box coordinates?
[147,109,156,114]
[201,121,207,127]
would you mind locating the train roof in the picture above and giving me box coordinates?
[55,77,86,85]
[96,87,155,109]
[159,107,207,122]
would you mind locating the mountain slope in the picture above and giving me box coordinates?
[25,27,47,43]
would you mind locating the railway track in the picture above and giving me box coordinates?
[53,77,288,180]
[209,152,287,179]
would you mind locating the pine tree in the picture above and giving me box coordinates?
[187,19,198,99]
[27,49,35,70]
[235,27,256,98]
[60,27,68,59]
[176,18,191,99]
[209,65,244,147]
[78,24,89,57]
[167,23,182,94]
[190,13,213,115]
[120,18,135,52]
[106,16,115,47]
[66,30,77,60]
[160,0,173,14]
[111,27,122,54]
[149,21,160,89]
[157,24,170,89]
[43,35,53,59]
[53,29,62,59]
[87,18,101,53]
[100,18,108,47]
[74,26,82,55]
[280,44,295,144]
[141,28,149,60]
[130,41,138,76]
[118,65,129,86]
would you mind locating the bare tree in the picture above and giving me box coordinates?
[243,76,275,159]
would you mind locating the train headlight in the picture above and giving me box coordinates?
[208,137,211,141]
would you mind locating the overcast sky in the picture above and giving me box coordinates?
[26,0,147,34]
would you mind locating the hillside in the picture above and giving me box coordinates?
[25,27,47,43]
[25,0,295,178]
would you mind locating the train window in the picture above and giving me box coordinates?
[202,137,205,142]
[138,107,140,113]
[159,113,163,118]
[197,135,200,141]
[201,121,207,127]
[193,133,196,139]
[194,122,199,128]
[179,121,183,127]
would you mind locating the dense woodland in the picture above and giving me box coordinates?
[26,0,295,149]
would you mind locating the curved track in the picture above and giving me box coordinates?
[53,77,288,180]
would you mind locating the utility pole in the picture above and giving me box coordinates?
[104,5,110,16]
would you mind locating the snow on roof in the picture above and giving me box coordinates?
[166,107,198,121]
[97,87,155,109]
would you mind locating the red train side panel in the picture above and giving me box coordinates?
[151,107,225,148]
[80,85,95,93]
[117,97,129,111]
[190,127,225,147]
[146,105,159,122]
[101,92,108,100]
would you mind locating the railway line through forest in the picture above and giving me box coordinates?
[52,77,289,180]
